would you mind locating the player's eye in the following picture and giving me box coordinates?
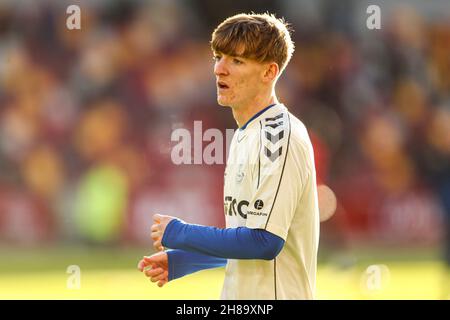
[213,55,221,62]
[233,58,243,65]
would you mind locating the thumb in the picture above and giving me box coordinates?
[153,214,164,223]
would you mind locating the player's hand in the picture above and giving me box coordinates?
[151,214,176,251]
[137,251,169,287]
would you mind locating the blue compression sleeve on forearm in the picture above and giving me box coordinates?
[166,249,226,281]
[162,219,285,260]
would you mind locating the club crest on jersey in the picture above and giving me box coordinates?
[236,164,245,183]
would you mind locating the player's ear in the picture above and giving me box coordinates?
[262,62,279,83]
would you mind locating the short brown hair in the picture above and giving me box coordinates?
[211,13,295,73]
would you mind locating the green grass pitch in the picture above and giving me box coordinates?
[0,247,448,299]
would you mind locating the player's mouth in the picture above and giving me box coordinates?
[217,81,229,90]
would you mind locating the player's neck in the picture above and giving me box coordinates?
[232,93,279,129]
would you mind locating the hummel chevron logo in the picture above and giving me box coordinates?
[265,130,284,143]
[265,121,283,129]
[265,114,283,122]
[265,114,284,129]
[264,146,282,162]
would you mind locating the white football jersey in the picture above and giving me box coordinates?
[221,103,320,300]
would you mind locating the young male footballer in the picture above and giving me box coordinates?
[138,13,320,300]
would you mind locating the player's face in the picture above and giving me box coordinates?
[213,51,266,108]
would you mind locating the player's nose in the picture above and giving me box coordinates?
[214,58,229,76]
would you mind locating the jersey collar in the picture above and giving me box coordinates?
[239,103,277,131]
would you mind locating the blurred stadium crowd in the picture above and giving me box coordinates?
[0,0,449,262]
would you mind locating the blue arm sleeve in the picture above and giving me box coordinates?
[162,219,285,260]
[166,249,226,281]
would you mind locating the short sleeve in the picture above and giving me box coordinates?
[245,113,310,240]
